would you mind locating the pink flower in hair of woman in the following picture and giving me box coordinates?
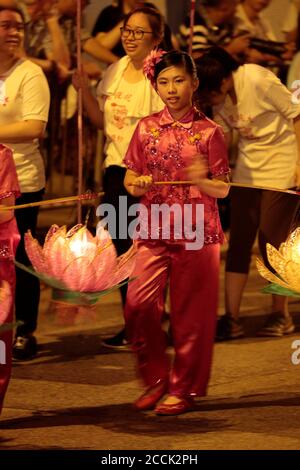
[143,49,166,85]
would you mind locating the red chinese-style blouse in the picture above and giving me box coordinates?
[124,106,230,245]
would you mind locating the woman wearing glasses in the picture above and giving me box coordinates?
[0,4,50,361]
[72,5,164,348]
[92,1,176,58]
[92,0,142,58]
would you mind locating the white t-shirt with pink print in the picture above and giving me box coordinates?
[97,56,164,169]
[214,64,300,189]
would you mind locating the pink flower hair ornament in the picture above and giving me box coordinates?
[143,49,167,86]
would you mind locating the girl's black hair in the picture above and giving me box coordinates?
[201,0,229,7]
[195,47,239,95]
[154,50,198,82]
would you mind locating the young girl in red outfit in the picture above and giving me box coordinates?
[124,50,230,415]
[0,144,20,413]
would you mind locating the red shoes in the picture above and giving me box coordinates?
[134,380,168,411]
[134,382,195,416]
[155,396,195,416]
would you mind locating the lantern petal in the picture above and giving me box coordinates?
[266,244,290,281]
[91,243,118,290]
[43,226,69,277]
[61,256,95,291]
[280,227,300,261]
[284,260,300,292]
[43,225,66,256]
[256,257,291,290]
[24,231,47,274]
[44,224,60,244]
[47,233,74,278]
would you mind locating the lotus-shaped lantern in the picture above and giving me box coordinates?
[256,227,300,297]
[19,224,136,304]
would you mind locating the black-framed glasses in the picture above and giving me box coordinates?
[0,21,25,32]
[120,27,153,40]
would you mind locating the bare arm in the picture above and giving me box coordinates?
[83,38,118,64]
[0,195,14,224]
[225,35,250,56]
[195,175,230,198]
[94,21,123,51]
[45,15,71,69]
[124,169,153,197]
[0,120,46,142]
[17,45,55,74]
[26,56,55,73]
[187,158,230,199]
[72,70,104,129]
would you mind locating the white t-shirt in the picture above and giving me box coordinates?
[97,56,164,168]
[234,3,276,40]
[282,2,298,34]
[214,64,300,189]
[0,59,50,192]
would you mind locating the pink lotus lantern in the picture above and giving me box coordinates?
[20,224,136,304]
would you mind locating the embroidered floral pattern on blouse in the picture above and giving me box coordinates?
[0,191,15,200]
[150,127,160,139]
[189,133,202,144]
[0,240,12,259]
[125,107,230,244]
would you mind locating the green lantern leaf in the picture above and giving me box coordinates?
[14,260,135,306]
[262,283,300,298]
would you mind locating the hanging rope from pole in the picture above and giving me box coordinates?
[76,0,83,224]
[189,0,196,56]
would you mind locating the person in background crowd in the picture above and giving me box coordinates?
[282,0,299,44]
[92,0,143,58]
[196,47,300,341]
[72,6,165,349]
[234,0,295,65]
[0,2,50,360]
[18,0,71,76]
[45,0,118,79]
[179,0,249,59]
[92,0,177,58]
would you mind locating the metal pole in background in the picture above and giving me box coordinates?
[76,0,83,224]
[189,0,196,56]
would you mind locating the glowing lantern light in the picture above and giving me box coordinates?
[256,227,300,296]
[22,224,136,301]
